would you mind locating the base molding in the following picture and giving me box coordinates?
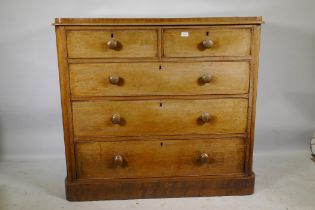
[65,173,255,201]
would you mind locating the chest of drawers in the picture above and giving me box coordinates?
[54,17,263,201]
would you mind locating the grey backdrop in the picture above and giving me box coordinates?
[0,0,314,160]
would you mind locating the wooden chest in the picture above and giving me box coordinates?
[54,17,263,201]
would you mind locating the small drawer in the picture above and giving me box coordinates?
[69,62,249,97]
[75,138,245,179]
[67,29,158,58]
[72,99,248,138]
[163,28,251,57]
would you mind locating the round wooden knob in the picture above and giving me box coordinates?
[201,112,211,123]
[107,39,118,49]
[113,154,124,167]
[199,153,209,163]
[202,39,214,48]
[108,75,120,85]
[111,114,121,124]
[200,74,212,83]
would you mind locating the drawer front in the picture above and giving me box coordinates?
[76,138,245,179]
[163,28,251,57]
[72,99,248,137]
[67,29,158,58]
[70,62,249,97]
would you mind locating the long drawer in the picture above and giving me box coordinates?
[72,99,248,138]
[75,138,246,179]
[69,62,249,97]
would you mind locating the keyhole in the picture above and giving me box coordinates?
[159,102,163,107]
[160,142,163,147]
[205,31,209,36]
[159,65,162,70]
[111,33,114,38]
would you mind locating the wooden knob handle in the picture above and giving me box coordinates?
[199,153,209,163]
[201,112,211,123]
[111,114,121,124]
[113,154,124,167]
[107,39,118,49]
[200,74,212,83]
[108,75,120,85]
[202,39,214,48]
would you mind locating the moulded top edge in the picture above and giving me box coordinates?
[53,17,264,26]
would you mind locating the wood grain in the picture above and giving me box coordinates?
[69,62,249,97]
[67,56,252,63]
[67,29,158,58]
[246,25,261,175]
[75,138,245,179]
[55,26,76,180]
[70,94,249,101]
[163,28,251,57]
[74,133,247,142]
[66,174,255,201]
[72,99,248,137]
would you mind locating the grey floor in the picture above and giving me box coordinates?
[0,150,314,210]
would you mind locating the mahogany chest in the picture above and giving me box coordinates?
[54,17,263,201]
